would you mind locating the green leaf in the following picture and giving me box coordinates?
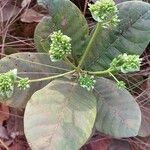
[83,1,150,71]
[24,80,96,150]
[35,0,89,60]
[94,78,141,137]
[0,52,70,108]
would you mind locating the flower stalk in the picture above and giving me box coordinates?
[28,70,76,83]
[78,23,103,68]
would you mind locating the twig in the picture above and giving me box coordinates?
[0,139,9,150]
[83,0,88,15]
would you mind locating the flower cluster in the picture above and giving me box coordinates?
[18,78,30,90]
[116,81,126,89]
[79,74,96,91]
[110,53,142,73]
[0,69,30,99]
[0,69,17,99]
[88,0,120,28]
[49,30,72,62]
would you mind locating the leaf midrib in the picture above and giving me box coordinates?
[48,82,77,146]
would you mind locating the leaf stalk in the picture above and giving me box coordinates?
[28,70,75,83]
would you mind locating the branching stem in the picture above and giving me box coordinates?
[64,57,77,69]
[109,71,119,82]
[78,23,102,68]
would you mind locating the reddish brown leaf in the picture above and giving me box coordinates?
[108,139,131,150]
[0,104,9,125]
[6,108,24,139]
[82,134,112,150]
[0,125,9,140]
[21,9,45,23]
[9,140,30,150]
[21,0,31,8]
[0,4,20,23]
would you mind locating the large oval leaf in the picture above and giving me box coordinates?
[0,53,70,108]
[83,1,150,71]
[94,78,141,137]
[24,80,96,150]
[35,0,89,60]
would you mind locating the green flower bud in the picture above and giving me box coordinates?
[117,81,126,89]
[49,30,72,62]
[79,74,96,91]
[18,78,30,90]
[0,69,17,99]
[88,0,120,28]
[110,53,141,73]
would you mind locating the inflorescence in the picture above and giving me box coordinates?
[79,74,96,91]
[116,81,126,89]
[49,30,72,62]
[0,69,17,99]
[109,53,141,89]
[0,69,30,99]
[18,78,30,90]
[88,0,120,28]
[110,53,142,73]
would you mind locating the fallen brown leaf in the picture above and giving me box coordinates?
[21,0,31,8]
[0,4,20,23]
[21,9,45,23]
[81,134,112,150]
[0,125,9,140]
[0,104,9,125]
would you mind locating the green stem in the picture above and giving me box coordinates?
[109,72,119,82]
[78,23,102,68]
[83,68,117,77]
[64,57,77,69]
[29,70,75,83]
[86,69,111,76]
